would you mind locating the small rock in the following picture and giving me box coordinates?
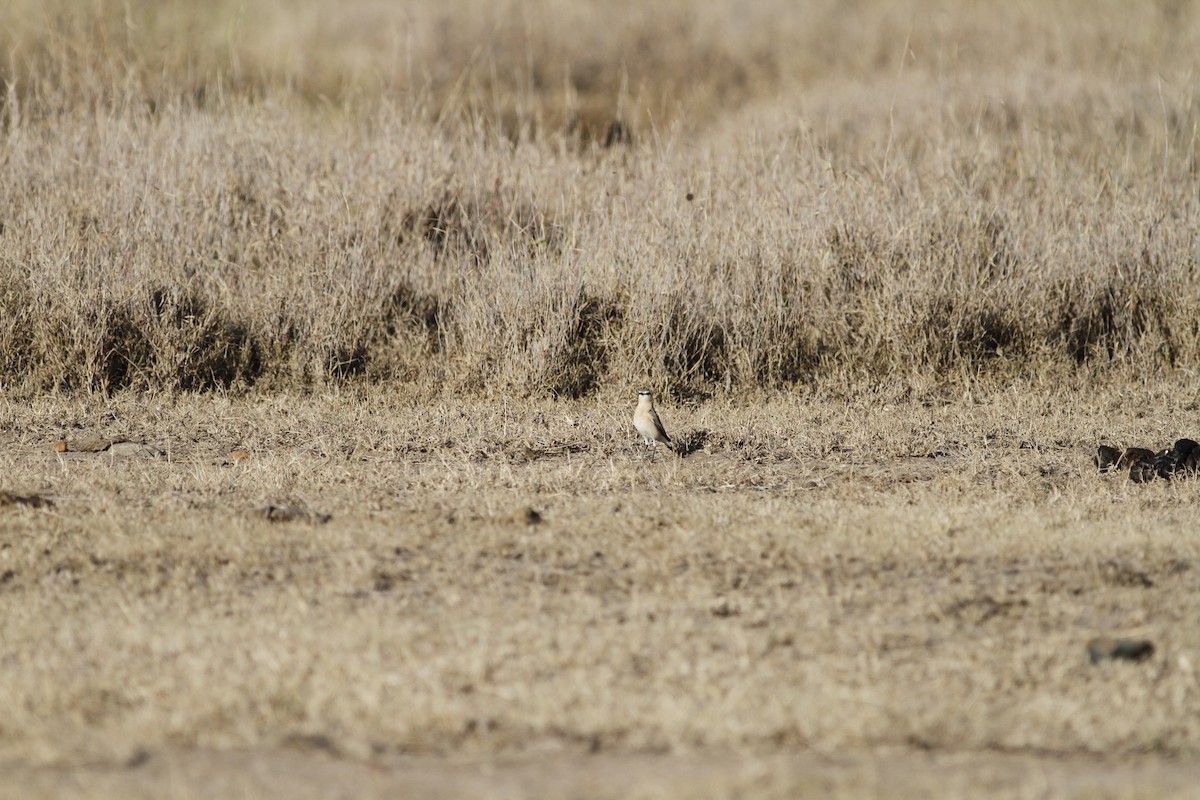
[0,491,54,509]
[520,507,543,525]
[105,440,163,457]
[280,732,340,755]
[251,504,331,524]
[216,450,251,466]
[1087,637,1155,663]
[1129,458,1160,484]
[513,445,543,464]
[1097,441,1200,483]
[70,433,115,453]
[60,435,163,457]
[1185,443,1200,473]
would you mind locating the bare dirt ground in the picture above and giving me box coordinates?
[2,384,1200,797]
[5,748,1200,800]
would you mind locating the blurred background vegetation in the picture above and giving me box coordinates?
[1,0,1198,399]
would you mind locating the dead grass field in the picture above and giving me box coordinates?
[3,383,1200,797]
[3,0,1200,795]
[3,0,1200,399]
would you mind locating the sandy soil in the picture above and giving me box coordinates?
[5,747,1200,800]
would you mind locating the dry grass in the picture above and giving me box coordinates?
[3,0,1200,795]
[2,0,1199,398]
[3,382,1200,797]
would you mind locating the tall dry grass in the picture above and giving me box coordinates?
[1,0,1199,398]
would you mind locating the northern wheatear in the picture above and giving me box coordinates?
[633,390,674,454]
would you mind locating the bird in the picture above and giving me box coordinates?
[633,390,675,455]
